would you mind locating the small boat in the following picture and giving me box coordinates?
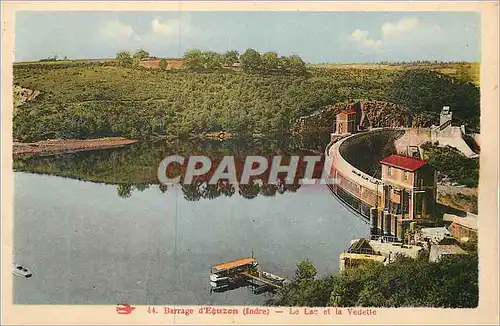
[261,271,285,282]
[13,264,32,278]
[210,274,230,283]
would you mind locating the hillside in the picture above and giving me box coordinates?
[310,62,480,86]
[17,59,479,85]
[13,63,480,142]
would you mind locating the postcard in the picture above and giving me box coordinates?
[1,1,499,325]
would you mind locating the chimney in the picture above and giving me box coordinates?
[440,106,452,126]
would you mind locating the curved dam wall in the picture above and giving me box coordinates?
[340,129,404,178]
[325,128,405,223]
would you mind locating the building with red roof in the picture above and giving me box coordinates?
[334,105,358,135]
[379,154,428,172]
[375,154,436,237]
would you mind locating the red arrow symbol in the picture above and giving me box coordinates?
[116,303,136,315]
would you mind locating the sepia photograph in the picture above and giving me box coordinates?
[1,1,498,325]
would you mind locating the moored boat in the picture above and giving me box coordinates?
[13,264,32,278]
[210,274,230,283]
[210,257,259,275]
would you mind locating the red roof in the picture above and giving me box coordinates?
[342,107,357,114]
[379,154,428,172]
[213,258,256,272]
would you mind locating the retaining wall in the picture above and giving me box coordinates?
[325,128,402,218]
[394,127,479,158]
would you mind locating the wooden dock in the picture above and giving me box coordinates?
[239,271,287,289]
[210,257,288,293]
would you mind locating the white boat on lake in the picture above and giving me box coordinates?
[13,264,32,278]
[210,274,230,283]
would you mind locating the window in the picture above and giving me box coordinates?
[388,166,392,176]
[404,171,409,181]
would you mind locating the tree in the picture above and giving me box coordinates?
[422,144,479,187]
[272,254,478,308]
[203,51,222,70]
[159,58,169,70]
[282,55,306,74]
[294,259,317,281]
[116,51,133,67]
[133,49,150,60]
[240,48,262,72]
[222,50,239,67]
[183,49,204,70]
[132,57,141,68]
[389,70,480,129]
[270,259,331,307]
[261,52,280,72]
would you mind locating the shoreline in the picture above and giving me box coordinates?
[13,137,138,157]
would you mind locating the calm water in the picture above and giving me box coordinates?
[13,137,369,305]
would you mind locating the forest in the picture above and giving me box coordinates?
[421,142,479,187]
[269,254,478,308]
[13,50,480,142]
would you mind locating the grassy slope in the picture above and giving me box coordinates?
[309,62,480,86]
[16,59,479,84]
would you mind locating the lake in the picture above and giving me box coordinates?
[13,136,370,305]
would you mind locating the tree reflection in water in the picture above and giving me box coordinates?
[238,183,261,200]
[181,180,204,201]
[117,184,133,198]
[14,133,329,200]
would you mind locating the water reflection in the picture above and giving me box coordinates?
[14,134,330,200]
